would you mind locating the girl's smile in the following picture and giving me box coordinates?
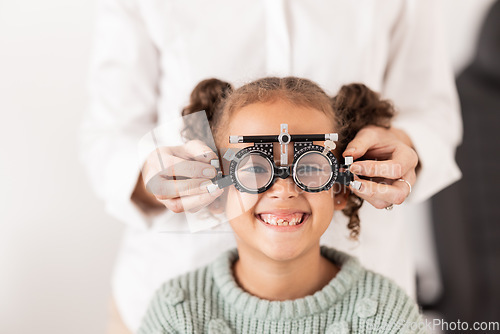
[255,209,311,231]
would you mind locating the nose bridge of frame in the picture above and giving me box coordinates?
[275,166,291,179]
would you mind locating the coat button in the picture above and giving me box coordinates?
[208,319,232,334]
[163,286,184,306]
[326,320,350,334]
[355,297,378,318]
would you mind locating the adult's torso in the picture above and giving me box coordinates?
[137,0,403,122]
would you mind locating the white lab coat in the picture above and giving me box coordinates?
[80,0,462,331]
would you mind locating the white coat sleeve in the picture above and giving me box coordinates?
[79,0,159,229]
[383,0,463,203]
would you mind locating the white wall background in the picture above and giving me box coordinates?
[0,0,496,333]
[0,1,123,333]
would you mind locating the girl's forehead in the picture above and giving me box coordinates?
[227,101,335,137]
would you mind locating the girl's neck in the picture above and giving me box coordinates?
[233,244,339,301]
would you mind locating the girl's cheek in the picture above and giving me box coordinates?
[226,188,260,220]
[308,192,335,215]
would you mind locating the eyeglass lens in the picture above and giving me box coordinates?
[294,152,333,189]
[235,153,274,191]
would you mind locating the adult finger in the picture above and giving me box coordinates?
[349,144,418,179]
[143,150,217,183]
[349,178,395,209]
[349,179,407,207]
[342,126,380,160]
[171,140,219,163]
[182,190,225,213]
[146,176,217,199]
[159,188,224,213]
[349,171,415,209]
[395,169,417,195]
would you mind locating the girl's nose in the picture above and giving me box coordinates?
[267,177,300,199]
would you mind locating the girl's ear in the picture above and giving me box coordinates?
[333,185,350,211]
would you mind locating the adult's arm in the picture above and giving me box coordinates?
[79,0,163,229]
[383,0,463,203]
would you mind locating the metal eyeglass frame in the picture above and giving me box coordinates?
[206,123,361,194]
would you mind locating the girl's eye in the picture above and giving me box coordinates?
[297,165,323,173]
[241,165,269,174]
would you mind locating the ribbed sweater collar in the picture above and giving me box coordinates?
[211,246,364,321]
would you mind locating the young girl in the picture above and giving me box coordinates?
[138,77,425,334]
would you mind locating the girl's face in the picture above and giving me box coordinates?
[219,99,347,262]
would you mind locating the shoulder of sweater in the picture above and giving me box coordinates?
[139,263,217,333]
[320,246,419,310]
[155,248,238,303]
[319,247,424,330]
[140,251,236,333]
[157,260,216,302]
[352,268,425,330]
[359,268,416,303]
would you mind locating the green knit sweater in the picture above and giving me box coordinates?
[138,247,426,334]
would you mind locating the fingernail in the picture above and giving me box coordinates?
[200,180,212,190]
[345,147,356,153]
[203,168,216,178]
[350,180,362,190]
[210,187,223,197]
[350,164,361,174]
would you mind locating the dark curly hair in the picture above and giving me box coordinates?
[181,77,394,239]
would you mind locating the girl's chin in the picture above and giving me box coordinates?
[258,243,307,262]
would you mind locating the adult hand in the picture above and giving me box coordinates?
[139,140,224,213]
[343,125,419,209]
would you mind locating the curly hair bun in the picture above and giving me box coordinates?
[180,79,233,144]
[182,78,233,120]
[333,83,394,148]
